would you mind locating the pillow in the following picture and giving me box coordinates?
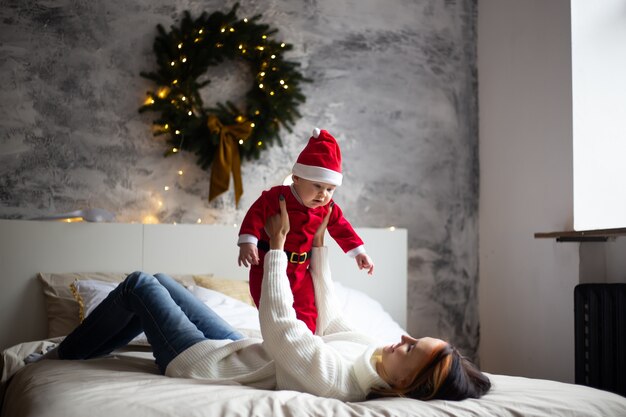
[193,275,255,307]
[191,280,406,343]
[39,272,127,338]
[70,279,116,321]
[332,282,406,344]
[38,272,196,338]
[189,285,260,331]
[190,282,406,343]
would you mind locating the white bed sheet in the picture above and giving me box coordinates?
[2,340,626,417]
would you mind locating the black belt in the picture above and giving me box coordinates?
[257,240,311,264]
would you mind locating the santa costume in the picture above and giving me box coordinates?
[238,128,366,332]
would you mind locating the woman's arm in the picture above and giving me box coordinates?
[310,203,354,335]
[259,196,352,398]
[265,194,289,250]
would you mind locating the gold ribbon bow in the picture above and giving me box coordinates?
[207,115,252,206]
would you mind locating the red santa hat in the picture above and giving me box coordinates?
[292,128,343,186]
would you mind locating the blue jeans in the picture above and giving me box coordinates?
[58,271,245,373]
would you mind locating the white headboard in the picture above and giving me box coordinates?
[0,219,407,352]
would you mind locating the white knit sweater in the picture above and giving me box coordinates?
[165,247,388,401]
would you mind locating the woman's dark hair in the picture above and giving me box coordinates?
[368,344,491,401]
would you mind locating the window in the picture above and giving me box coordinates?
[572,0,626,230]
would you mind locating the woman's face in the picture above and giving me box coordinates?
[378,335,447,388]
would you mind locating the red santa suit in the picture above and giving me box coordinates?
[237,128,366,332]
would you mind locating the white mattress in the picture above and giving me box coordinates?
[2,341,626,417]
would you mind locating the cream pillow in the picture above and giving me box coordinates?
[193,275,255,307]
[39,272,127,338]
[189,285,260,332]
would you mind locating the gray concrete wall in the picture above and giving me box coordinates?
[0,0,479,358]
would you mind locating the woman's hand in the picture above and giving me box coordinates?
[265,194,290,250]
[313,202,333,247]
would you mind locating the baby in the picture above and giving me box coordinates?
[237,128,374,332]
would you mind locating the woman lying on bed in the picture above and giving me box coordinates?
[32,195,491,402]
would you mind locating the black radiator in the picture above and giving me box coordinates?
[574,283,626,396]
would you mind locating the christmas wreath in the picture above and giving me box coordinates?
[139,4,307,205]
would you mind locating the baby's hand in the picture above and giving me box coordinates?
[238,243,259,267]
[355,253,374,275]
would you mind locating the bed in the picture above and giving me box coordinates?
[1,219,625,417]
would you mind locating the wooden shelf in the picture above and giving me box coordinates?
[534,228,626,242]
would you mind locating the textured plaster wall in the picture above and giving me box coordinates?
[0,0,479,358]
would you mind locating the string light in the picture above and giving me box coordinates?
[157,87,169,98]
[158,134,187,216]
[142,214,159,224]
[197,218,202,224]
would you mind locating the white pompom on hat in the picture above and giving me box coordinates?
[292,128,343,186]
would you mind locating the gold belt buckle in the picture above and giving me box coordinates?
[289,251,307,264]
